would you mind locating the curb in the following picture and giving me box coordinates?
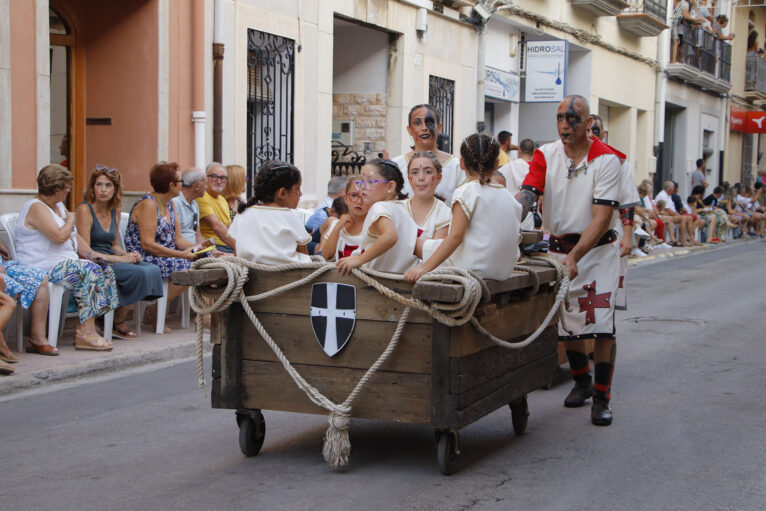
[0,339,211,397]
[628,237,764,268]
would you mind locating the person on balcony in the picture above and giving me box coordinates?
[712,15,734,42]
[747,31,759,56]
[670,0,703,64]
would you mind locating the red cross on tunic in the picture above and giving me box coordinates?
[618,276,624,289]
[416,228,424,238]
[578,281,611,325]
[338,245,363,260]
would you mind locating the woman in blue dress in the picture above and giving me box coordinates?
[124,162,194,332]
[76,165,164,339]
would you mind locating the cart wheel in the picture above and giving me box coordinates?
[509,396,529,436]
[238,410,265,457]
[436,430,460,476]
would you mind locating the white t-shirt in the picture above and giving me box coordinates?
[522,138,622,236]
[353,200,419,274]
[654,190,677,213]
[15,199,79,272]
[499,158,530,195]
[403,197,451,239]
[393,154,465,204]
[228,205,311,265]
[423,182,521,281]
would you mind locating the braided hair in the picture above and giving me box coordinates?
[365,158,408,200]
[239,160,301,213]
[460,134,500,185]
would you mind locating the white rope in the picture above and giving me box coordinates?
[186,253,568,468]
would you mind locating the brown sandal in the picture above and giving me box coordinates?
[113,321,138,339]
[0,340,19,363]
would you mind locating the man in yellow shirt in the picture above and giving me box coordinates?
[196,162,235,252]
[497,131,520,167]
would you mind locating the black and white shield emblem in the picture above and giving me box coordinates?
[310,283,356,357]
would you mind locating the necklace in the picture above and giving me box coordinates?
[566,159,588,180]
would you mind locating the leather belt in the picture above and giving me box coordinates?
[549,229,618,254]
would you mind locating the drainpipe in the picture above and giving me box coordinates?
[213,0,224,163]
[192,0,207,168]
[476,26,487,133]
[653,0,671,192]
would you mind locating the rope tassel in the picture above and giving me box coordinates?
[323,409,352,469]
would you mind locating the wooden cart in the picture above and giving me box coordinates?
[173,260,560,475]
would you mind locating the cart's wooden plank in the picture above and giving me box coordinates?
[241,361,431,423]
[211,377,222,409]
[219,304,244,409]
[454,328,558,408]
[454,353,558,429]
[171,268,228,286]
[430,320,454,429]
[448,288,558,357]
[241,313,432,374]
[411,267,557,303]
[520,230,543,245]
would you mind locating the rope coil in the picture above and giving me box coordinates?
[187,254,568,469]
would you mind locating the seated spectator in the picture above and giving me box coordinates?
[638,182,676,247]
[224,165,247,219]
[76,165,164,340]
[125,162,194,332]
[671,181,704,245]
[0,240,55,356]
[172,168,207,245]
[16,164,119,351]
[692,185,729,241]
[305,176,347,254]
[0,290,16,375]
[655,180,694,246]
[721,188,748,238]
[735,186,765,237]
[197,162,235,253]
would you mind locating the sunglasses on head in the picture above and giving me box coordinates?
[96,163,119,175]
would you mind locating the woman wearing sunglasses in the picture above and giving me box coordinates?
[75,165,164,339]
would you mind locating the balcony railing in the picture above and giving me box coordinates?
[745,53,766,97]
[665,20,731,93]
[617,0,668,37]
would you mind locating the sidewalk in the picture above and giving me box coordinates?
[0,315,210,397]
[1,237,761,397]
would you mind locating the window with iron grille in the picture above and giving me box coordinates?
[428,75,455,154]
[247,30,295,198]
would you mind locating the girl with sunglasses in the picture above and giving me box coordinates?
[392,104,465,204]
[321,178,369,261]
[336,159,419,276]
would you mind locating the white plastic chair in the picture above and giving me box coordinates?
[0,212,114,348]
[120,212,189,334]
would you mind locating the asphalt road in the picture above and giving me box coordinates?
[1,241,764,511]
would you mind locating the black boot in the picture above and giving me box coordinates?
[564,379,593,408]
[591,394,613,426]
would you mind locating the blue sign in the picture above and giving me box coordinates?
[485,66,520,103]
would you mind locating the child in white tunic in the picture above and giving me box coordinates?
[336,159,419,275]
[404,151,451,240]
[228,161,311,265]
[322,177,369,261]
[405,134,522,282]
[392,104,466,203]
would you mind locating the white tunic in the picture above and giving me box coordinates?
[353,200,419,274]
[499,158,530,195]
[422,182,521,281]
[393,154,465,204]
[328,222,364,261]
[15,199,79,272]
[403,197,451,239]
[522,138,622,340]
[229,206,311,265]
[614,159,641,311]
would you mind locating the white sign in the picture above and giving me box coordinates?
[485,67,520,103]
[524,40,568,103]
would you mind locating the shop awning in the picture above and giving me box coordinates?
[730,108,766,133]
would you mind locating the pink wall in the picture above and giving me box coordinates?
[10,0,38,189]
[168,0,195,171]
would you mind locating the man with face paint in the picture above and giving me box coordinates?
[516,95,622,426]
[587,115,641,312]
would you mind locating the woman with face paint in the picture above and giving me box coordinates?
[392,105,465,204]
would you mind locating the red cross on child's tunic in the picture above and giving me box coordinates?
[578,281,611,325]
[338,245,363,260]
[416,228,424,238]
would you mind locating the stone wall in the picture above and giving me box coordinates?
[332,93,387,158]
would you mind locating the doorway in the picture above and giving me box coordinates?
[49,6,75,208]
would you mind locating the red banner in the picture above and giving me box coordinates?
[730,107,766,133]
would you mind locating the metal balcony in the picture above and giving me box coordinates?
[570,0,630,17]
[745,53,766,101]
[666,22,731,94]
[617,0,668,37]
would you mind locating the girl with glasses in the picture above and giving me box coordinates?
[229,161,311,264]
[404,134,521,283]
[404,151,451,242]
[336,159,420,276]
[321,178,369,261]
[391,104,465,204]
